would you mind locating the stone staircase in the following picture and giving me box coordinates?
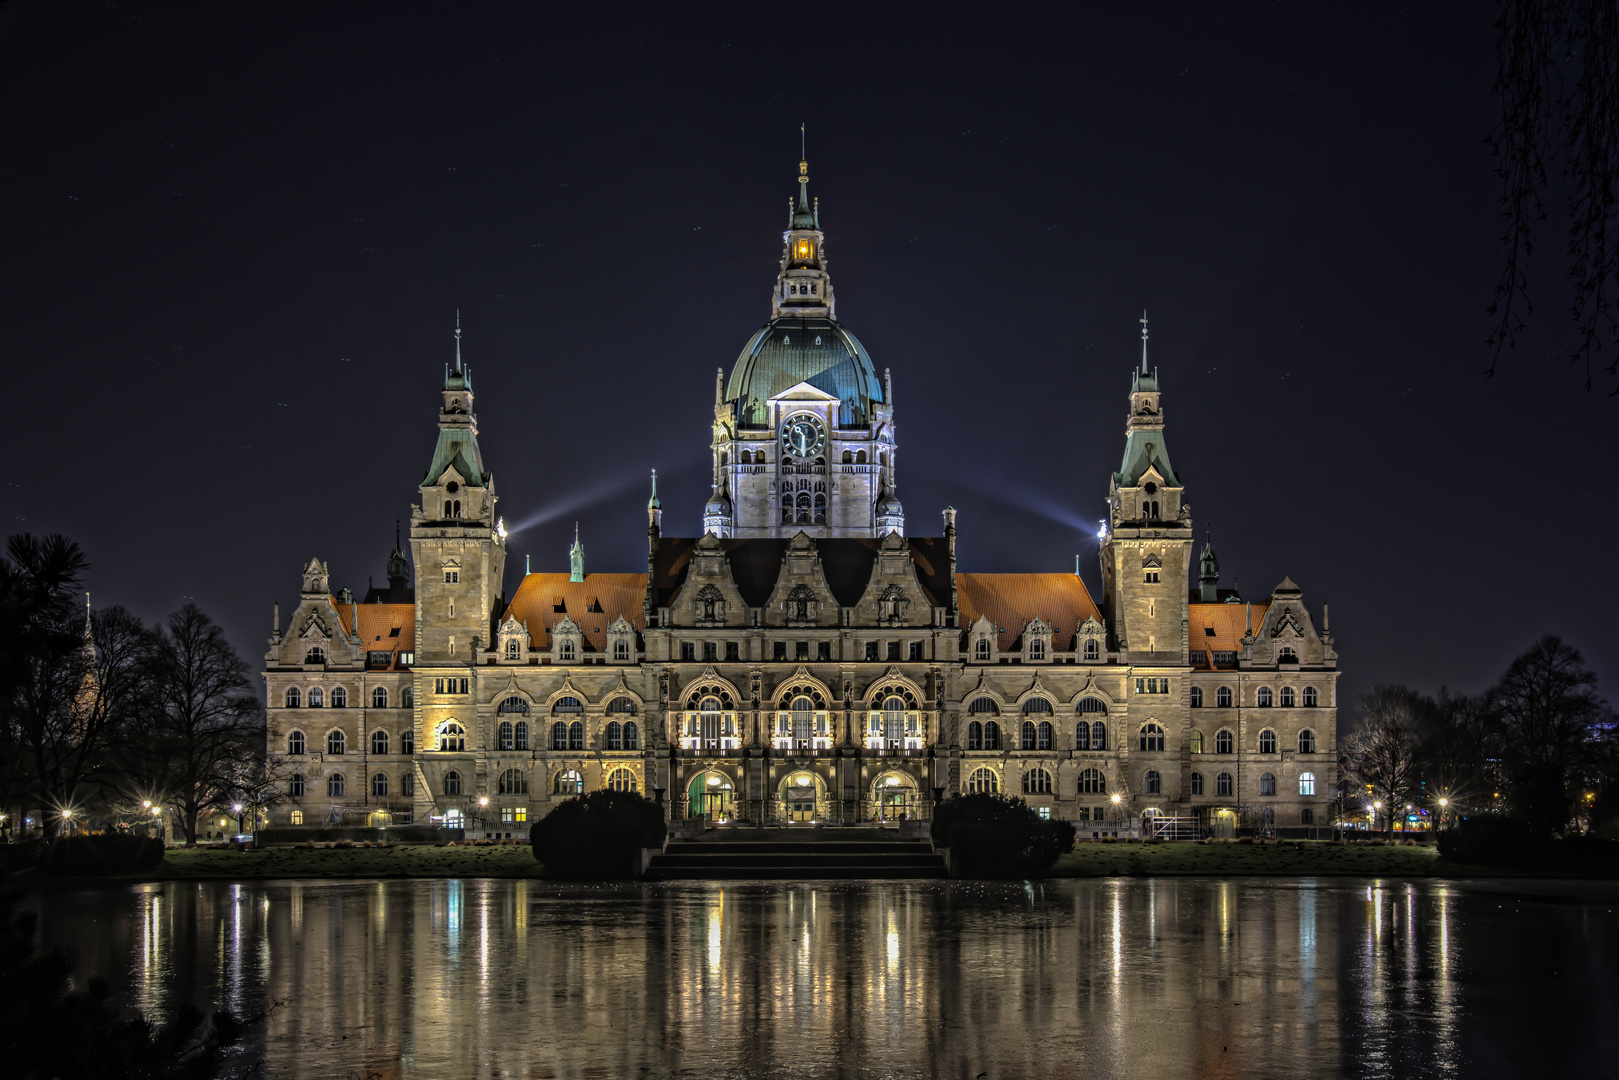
[643,827,947,881]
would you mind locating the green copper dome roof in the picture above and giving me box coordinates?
[726,316,883,428]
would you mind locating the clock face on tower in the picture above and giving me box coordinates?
[779,412,826,460]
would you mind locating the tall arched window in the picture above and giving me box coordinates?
[331,687,347,708]
[975,639,991,660]
[287,730,306,755]
[568,720,585,750]
[1189,730,1204,753]
[372,772,389,798]
[967,720,983,750]
[1144,769,1161,794]
[813,493,826,523]
[327,773,345,797]
[308,687,324,708]
[1021,720,1038,750]
[401,728,414,755]
[1260,772,1277,796]
[1083,639,1100,661]
[499,696,530,715]
[1091,721,1107,750]
[967,768,999,794]
[1190,772,1204,795]
[444,771,462,796]
[402,686,414,708]
[968,697,1000,715]
[371,730,389,756]
[1298,728,1316,754]
[1075,721,1090,751]
[1257,687,1273,707]
[1280,687,1296,707]
[709,696,734,746]
[1303,686,1318,707]
[1216,772,1233,796]
[622,721,640,750]
[1299,771,1316,796]
[285,687,301,708]
[555,769,583,795]
[372,686,388,709]
[437,723,465,752]
[326,729,345,755]
[983,720,1001,751]
[607,768,638,793]
[1022,768,1053,795]
[1190,686,1203,708]
[1079,768,1106,794]
[881,696,905,746]
[1138,723,1165,752]
[514,720,529,750]
[606,720,623,750]
[498,720,514,750]
[1216,686,1233,708]
[551,721,568,750]
[498,768,528,795]
[289,773,305,797]
[1037,721,1053,750]
[1215,728,1234,754]
[1259,729,1277,754]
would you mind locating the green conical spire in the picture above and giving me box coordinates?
[569,522,585,582]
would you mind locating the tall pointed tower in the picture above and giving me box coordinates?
[708,145,900,538]
[1099,315,1193,664]
[409,316,507,665]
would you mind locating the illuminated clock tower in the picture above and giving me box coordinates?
[703,154,903,539]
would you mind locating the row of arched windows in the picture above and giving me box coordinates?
[965,767,1110,796]
[967,696,1110,716]
[1190,685,1320,708]
[1188,727,1318,755]
[967,720,1107,751]
[1185,771,1317,797]
[287,765,647,800]
[282,685,418,709]
[286,728,418,756]
[290,771,419,799]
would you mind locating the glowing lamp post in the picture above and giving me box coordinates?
[1110,792,1122,837]
[479,796,489,838]
[233,804,245,837]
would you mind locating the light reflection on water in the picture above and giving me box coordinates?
[30,876,1619,1079]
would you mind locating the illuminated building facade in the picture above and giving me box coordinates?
[264,157,1338,836]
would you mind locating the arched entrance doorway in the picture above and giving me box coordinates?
[779,770,826,823]
[687,771,733,821]
[871,771,919,822]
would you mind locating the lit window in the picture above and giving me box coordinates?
[437,722,465,752]
[289,809,304,825]
[1299,771,1316,796]
[555,769,583,795]
[967,768,999,794]
[1022,768,1053,795]
[607,768,638,793]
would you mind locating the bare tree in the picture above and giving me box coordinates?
[134,605,263,846]
[1489,0,1619,391]
[1488,634,1606,832]
[1415,688,1495,819]
[1343,685,1427,834]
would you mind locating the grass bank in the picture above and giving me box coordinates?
[147,842,545,881]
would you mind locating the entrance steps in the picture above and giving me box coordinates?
[644,827,947,881]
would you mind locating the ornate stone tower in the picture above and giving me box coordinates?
[1099,315,1193,665]
[705,152,902,538]
[409,317,507,666]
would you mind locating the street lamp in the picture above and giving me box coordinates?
[478,796,489,839]
[1438,796,1448,830]
[1110,792,1122,837]
[233,803,244,836]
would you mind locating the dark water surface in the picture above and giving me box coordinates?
[30,876,1619,1079]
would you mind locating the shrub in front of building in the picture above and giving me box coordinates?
[530,790,667,880]
[931,792,1076,878]
[40,834,165,877]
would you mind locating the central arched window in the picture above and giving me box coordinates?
[710,696,733,745]
[1144,769,1161,794]
[372,772,389,798]
[1075,720,1090,751]
[1260,772,1277,796]
[1138,723,1165,752]
[1257,687,1273,707]
[982,720,1001,751]
[444,770,462,796]
[331,687,347,708]
[551,721,568,750]
[622,720,640,750]
[1216,772,1233,796]
[967,767,999,794]
[327,773,345,797]
[326,729,345,755]
[882,696,905,746]
[1021,720,1038,750]
[1299,771,1316,796]
[1280,686,1296,708]
[1079,768,1106,795]
[606,720,623,750]
[372,686,388,709]
[371,730,389,756]
[514,720,529,750]
[1038,721,1052,750]
[437,722,466,752]
[607,767,638,793]
[287,730,306,755]
[1022,767,1053,795]
[568,720,585,750]
[1303,686,1319,707]
[498,768,528,795]
[1259,728,1277,754]
[1215,728,1234,754]
[499,720,515,750]
[966,720,983,750]
[307,687,324,708]
[555,769,583,795]
[1298,728,1317,754]
[285,687,301,709]
[1216,686,1233,708]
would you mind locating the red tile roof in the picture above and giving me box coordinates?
[1188,601,1270,668]
[501,573,646,652]
[328,598,415,667]
[955,573,1103,651]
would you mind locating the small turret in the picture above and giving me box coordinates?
[569,523,585,583]
[387,520,409,593]
[1199,532,1220,602]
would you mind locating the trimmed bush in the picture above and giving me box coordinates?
[1439,817,1619,874]
[930,792,1076,878]
[40,834,164,877]
[530,789,667,880]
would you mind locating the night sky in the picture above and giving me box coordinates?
[2,3,1612,715]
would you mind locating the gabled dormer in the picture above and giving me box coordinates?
[967,614,997,663]
[1077,616,1106,662]
[1022,617,1053,663]
[496,613,528,664]
[764,532,837,627]
[551,615,583,665]
[301,557,330,596]
[605,615,637,663]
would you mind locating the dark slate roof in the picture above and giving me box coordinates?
[652,536,948,611]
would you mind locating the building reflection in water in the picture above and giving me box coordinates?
[26,876,1619,1078]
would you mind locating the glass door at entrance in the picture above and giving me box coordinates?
[876,789,914,822]
[785,785,816,822]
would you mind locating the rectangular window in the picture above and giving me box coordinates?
[703,641,718,662]
[398,651,414,666]
[1134,677,1169,695]
[796,641,810,661]
[773,641,788,661]
[681,642,696,662]
[887,641,901,662]
[865,641,879,661]
[444,570,459,584]
[817,641,832,661]
[1037,807,1052,820]
[434,677,469,695]
[1145,571,1159,583]
[726,641,740,661]
[367,651,392,668]
[908,641,924,661]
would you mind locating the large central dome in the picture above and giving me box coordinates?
[726,315,883,428]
